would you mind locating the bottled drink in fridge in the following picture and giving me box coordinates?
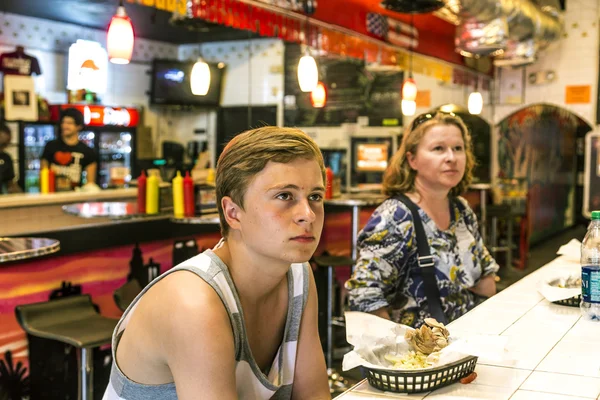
[581,210,600,321]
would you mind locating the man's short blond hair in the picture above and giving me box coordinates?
[216,126,326,238]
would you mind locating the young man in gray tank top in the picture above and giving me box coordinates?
[104,127,330,399]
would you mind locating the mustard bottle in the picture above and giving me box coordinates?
[172,171,184,218]
[40,167,49,194]
[146,173,159,214]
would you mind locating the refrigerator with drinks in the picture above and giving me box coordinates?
[17,121,58,193]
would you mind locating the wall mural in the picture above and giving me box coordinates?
[497,104,588,245]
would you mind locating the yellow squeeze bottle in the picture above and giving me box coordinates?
[40,167,49,194]
[146,174,159,214]
[172,171,184,218]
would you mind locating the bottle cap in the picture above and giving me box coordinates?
[592,211,600,220]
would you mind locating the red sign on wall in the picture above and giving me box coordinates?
[49,104,140,127]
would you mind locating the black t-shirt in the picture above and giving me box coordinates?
[0,151,15,194]
[41,139,96,188]
[0,51,42,76]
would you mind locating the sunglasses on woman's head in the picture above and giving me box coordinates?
[410,111,457,132]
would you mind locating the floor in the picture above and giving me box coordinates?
[329,224,588,397]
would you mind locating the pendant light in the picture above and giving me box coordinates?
[468,76,483,115]
[191,58,211,96]
[401,99,416,116]
[298,16,318,92]
[402,13,417,101]
[107,0,135,65]
[310,81,327,108]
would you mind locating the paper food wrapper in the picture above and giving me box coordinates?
[342,312,507,372]
[556,239,581,262]
[538,273,581,302]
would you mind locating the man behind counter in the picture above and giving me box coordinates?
[41,108,97,191]
[0,124,21,194]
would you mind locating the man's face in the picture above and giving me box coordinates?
[233,158,325,269]
[61,116,81,138]
[0,131,10,148]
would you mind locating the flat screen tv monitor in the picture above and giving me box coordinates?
[150,59,225,107]
[355,142,390,172]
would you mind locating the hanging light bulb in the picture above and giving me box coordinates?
[191,58,211,96]
[468,91,483,115]
[310,81,327,108]
[402,76,418,101]
[402,99,416,116]
[468,76,483,115]
[298,50,318,92]
[107,0,134,65]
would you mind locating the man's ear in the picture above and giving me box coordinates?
[221,196,242,232]
[406,152,417,170]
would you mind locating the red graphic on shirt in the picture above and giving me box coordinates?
[54,151,73,165]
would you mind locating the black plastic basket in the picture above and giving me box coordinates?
[362,355,477,393]
[553,294,581,308]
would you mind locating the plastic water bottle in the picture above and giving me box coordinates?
[580,211,600,321]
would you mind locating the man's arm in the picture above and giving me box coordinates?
[291,267,331,400]
[85,162,97,185]
[160,272,239,399]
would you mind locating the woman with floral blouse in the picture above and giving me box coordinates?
[346,112,498,328]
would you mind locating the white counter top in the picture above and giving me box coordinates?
[0,188,136,209]
[337,255,600,399]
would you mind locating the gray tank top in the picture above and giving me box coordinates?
[103,249,310,400]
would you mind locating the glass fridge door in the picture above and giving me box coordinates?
[98,131,133,188]
[23,123,56,193]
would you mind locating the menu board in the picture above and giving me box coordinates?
[284,43,404,127]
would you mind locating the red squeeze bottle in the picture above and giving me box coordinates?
[48,168,55,193]
[325,167,334,200]
[183,171,195,217]
[137,171,147,214]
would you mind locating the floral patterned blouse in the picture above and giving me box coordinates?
[345,196,499,328]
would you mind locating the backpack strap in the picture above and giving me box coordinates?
[394,194,448,324]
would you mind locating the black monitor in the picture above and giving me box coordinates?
[150,59,226,107]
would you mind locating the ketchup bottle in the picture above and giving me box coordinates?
[48,168,55,193]
[137,170,147,214]
[183,171,195,217]
[325,167,334,200]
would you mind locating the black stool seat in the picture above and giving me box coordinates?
[16,295,117,348]
[313,255,354,268]
[15,295,118,400]
[114,279,143,312]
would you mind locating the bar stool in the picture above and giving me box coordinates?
[15,295,118,400]
[486,204,515,271]
[113,279,142,312]
[312,254,353,395]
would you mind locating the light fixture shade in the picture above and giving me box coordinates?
[107,6,134,65]
[468,91,483,115]
[402,99,416,116]
[310,82,327,108]
[191,59,211,96]
[298,54,318,92]
[402,77,417,101]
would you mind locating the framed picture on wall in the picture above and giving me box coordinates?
[3,75,38,121]
[496,67,525,105]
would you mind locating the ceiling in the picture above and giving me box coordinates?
[0,0,258,44]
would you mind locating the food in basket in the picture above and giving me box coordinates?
[551,275,581,289]
[383,351,430,370]
[460,371,477,384]
[404,318,450,355]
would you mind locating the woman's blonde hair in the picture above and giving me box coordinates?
[383,112,475,197]
[216,126,326,238]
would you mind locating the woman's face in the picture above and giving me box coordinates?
[407,124,466,193]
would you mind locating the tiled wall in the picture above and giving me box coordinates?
[493,0,599,127]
